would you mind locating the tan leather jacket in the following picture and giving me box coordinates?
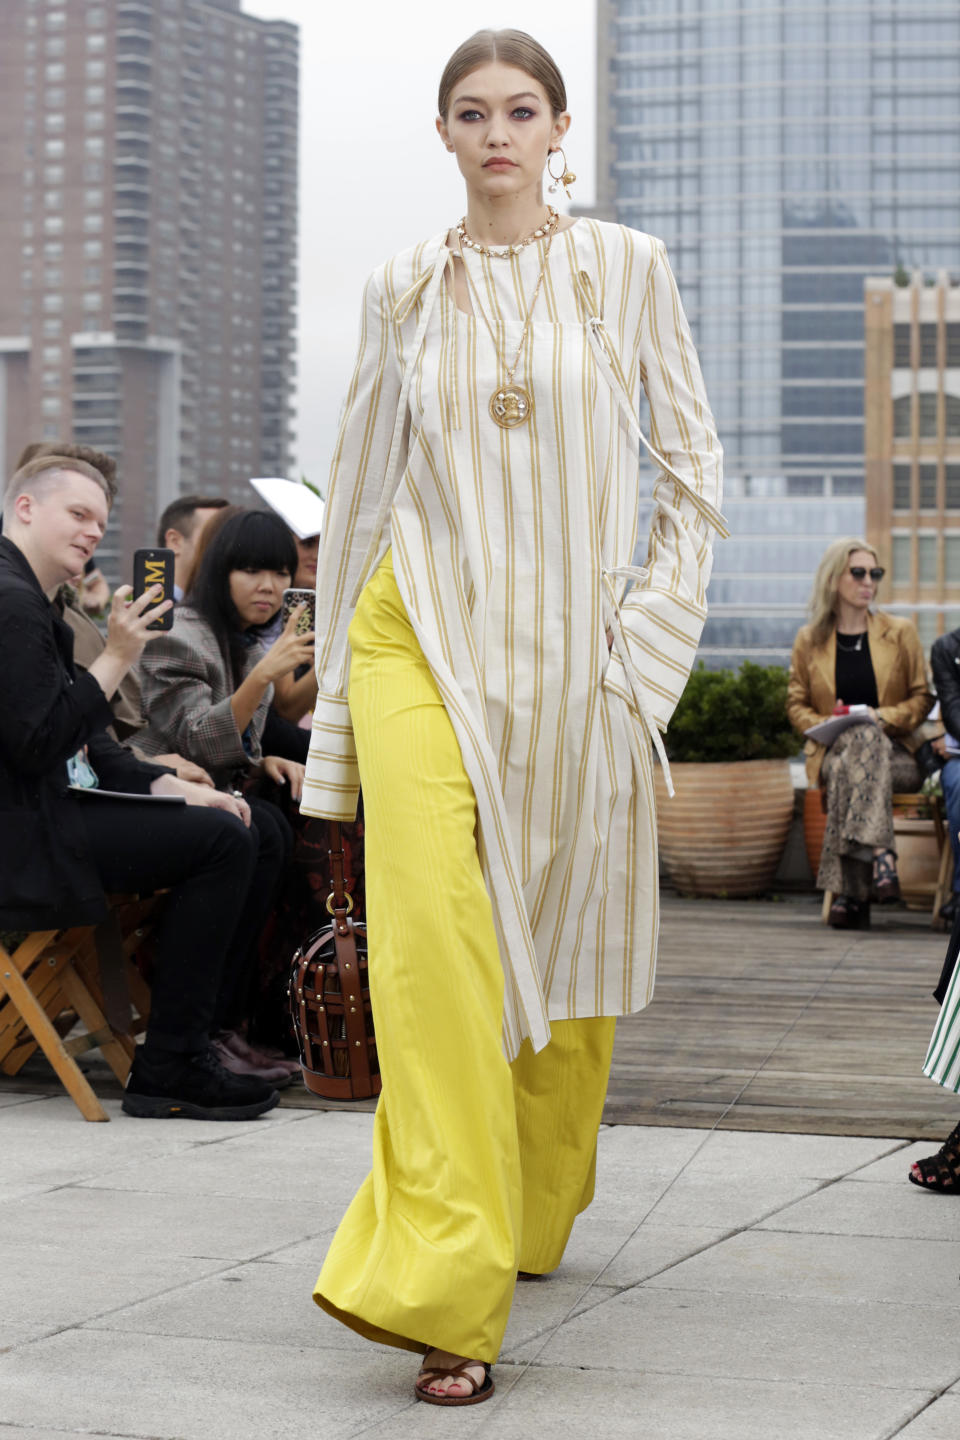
[787,610,933,785]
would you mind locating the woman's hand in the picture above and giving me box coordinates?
[261,754,306,801]
[150,754,215,787]
[251,605,315,685]
[150,772,251,825]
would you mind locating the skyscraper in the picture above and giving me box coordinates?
[594,0,960,665]
[0,0,298,583]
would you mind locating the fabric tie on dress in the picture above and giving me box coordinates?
[577,266,727,798]
[572,271,729,540]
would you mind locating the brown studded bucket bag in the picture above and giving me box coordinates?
[288,822,380,1101]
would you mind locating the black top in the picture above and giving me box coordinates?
[0,535,168,928]
[835,631,879,709]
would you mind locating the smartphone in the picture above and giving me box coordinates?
[132,547,175,632]
[282,587,316,636]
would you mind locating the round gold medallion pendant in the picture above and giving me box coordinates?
[489,385,533,429]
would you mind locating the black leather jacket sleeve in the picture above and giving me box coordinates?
[931,632,960,740]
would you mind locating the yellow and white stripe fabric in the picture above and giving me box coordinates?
[303,218,724,1058]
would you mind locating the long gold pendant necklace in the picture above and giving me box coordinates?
[456,226,556,430]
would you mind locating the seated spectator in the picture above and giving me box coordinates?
[0,455,287,1119]
[931,629,960,924]
[14,440,211,783]
[156,494,229,601]
[136,508,314,792]
[787,537,932,928]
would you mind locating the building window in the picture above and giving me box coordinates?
[45,113,64,131]
[919,394,938,438]
[84,136,104,156]
[41,396,61,416]
[84,265,101,285]
[918,535,938,585]
[43,164,63,184]
[892,534,912,587]
[44,190,61,209]
[84,188,103,209]
[83,293,101,312]
[86,7,106,27]
[893,395,912,438]
[947,465,960,510]
[919,464,938,510]
[44,139,64,158]
[86,34,106,52]
[86,59,105,79]
[43,215,63,234]
[947,397,960,438]
[947,326,960,369]
[893,467,912,510]
[42,345,61,363]
[85,111,104,131]
[42,241,62,258]
[43,267,61,287]
[946,534,960,581]
[44,62,65,81]
[42,319,61,336]
[82,214,102,232]
[83,239,102,257]
[920,324,939,369]
[85,86,105,105]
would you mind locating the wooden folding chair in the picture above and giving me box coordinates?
[821,793,949,927]
[0,896,156,1121]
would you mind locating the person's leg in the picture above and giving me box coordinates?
[313,556,520,1382]
[818,724,894,908]
[941,759,960,894]
[212,793,292,1035]
[78,796,258,1052]
[511,1016,617,1276]
[75,795,279,1120]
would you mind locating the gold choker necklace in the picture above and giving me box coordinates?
[457,207,558,259]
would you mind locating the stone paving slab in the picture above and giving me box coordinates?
[507,1287,960,1391]
[755,1181,960,1241]
[642,1229,960,1307]
[353,1370,932,1440]
[898,1397,960,1438]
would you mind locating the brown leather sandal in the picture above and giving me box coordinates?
[908,1121,960,1192]
[415,1358,494,1407]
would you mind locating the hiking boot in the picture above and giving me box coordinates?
[121,1045,279,1121]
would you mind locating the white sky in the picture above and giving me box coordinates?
[241,0,598,485]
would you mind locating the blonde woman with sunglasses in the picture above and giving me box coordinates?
[787,537,932,928]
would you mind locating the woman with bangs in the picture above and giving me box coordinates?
[138,508,315,1082]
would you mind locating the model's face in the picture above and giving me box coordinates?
[228,565,290,628]
[835,548,879,613]
[294,534,319,589]
[18,473,108,587]
[436,62,569,198]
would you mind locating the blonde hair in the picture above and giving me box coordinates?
[438,29,567,118]
[807,536,880,647]
[3,454,112,526]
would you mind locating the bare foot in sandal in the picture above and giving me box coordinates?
[416,1348,494,1406]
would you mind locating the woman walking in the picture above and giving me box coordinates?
[301,29,724,1405]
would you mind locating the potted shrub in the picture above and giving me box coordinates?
[654,661,800,897]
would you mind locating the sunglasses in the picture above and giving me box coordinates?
[849,566,885,582]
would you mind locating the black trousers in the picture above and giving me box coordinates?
[75,792,291,1053]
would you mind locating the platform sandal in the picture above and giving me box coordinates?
[908,1121,960,1192]
[873,849,901,904]
[415,1355,495,1407]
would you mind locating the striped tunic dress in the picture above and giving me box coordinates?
[924,961,960,1092]
[302,217,725,1058]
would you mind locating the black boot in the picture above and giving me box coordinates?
[122,1045,279,1121]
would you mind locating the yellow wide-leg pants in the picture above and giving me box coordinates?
[313,553,616,1362]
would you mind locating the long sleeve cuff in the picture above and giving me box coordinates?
[301,692,360,820]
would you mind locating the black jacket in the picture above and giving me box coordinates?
[0,536,167,928]
[931,628,960,743]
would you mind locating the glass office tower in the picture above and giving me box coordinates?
[595,0,960,665]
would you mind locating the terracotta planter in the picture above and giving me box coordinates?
[895,817,943,911]
[654,758,795,898]
[803,787,828,879]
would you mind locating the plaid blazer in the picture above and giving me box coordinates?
[136,606,273,788]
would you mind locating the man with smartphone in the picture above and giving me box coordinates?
[0,456,280,1120]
